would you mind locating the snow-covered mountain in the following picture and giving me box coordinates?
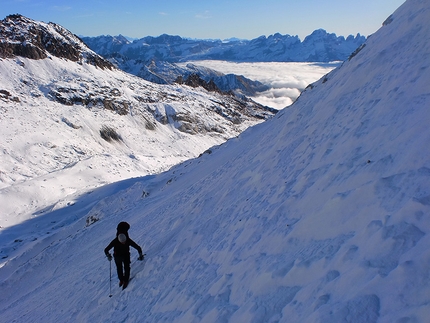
[0,14,113,69]
[82,30,365,96]
[1,0,430,322]
[0,14,276,227]
[82,29,366,63]
[107,57,270,97]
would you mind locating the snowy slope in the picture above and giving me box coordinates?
[0,16,275,228]
[1,0,430,322]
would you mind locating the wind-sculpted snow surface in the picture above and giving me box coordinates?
[1,0,430,322]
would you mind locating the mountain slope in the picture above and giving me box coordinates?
[0,14,112,69]
[1,0,430,322]
[111,58,270,97]
[0,15,275,227]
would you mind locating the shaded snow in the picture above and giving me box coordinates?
[1,0,430,322]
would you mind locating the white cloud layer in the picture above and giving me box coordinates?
[184,61,340,109]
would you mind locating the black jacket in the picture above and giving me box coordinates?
[105,236,142,258]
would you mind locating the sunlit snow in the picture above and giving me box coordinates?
[0,0,430,322]
[0,53,272,228]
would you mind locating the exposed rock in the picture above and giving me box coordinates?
[0,89,20,102]
[99,125,122,142]
[102,99,130,115]
[176,73,224,94]
[61,117,81,129]
[0,14,114,69]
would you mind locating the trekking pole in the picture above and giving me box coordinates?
[109,259,112,297]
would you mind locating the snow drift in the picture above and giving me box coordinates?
[1,0,430,322]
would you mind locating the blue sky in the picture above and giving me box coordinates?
[1,0,405,39]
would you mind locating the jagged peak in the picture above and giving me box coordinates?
[0,14,114,69]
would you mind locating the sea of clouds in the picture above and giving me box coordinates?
[180,61,340,109]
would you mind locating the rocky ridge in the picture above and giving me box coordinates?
[0,14,113,69]
[82,29,366,63]
[0,14,275,134]
[104,56,270,97]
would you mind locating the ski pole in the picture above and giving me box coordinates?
[109,259,112,297]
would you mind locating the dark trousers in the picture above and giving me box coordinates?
[114,255,130,282]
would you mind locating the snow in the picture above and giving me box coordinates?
[0,53,270,228]
[1,0,430,322]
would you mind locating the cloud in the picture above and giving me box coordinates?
[251,87,301,109]
[159,12,169,16]
[195,10,211,19]
[179,61,339,109]
[252,95,294,109]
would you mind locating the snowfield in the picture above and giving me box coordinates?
[1,0,430,322]
[0,50,274,228]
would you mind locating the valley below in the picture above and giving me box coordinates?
[178,60,340,109]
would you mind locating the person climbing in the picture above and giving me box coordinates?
[104,222,144,289]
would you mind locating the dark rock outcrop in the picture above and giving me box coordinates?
[176,74,224,94]
[0,14,114,69]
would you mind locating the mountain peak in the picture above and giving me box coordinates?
[0,14,114,69]
[83,29,365,63]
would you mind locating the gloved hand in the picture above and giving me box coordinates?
[106,253,112,261]
[138,253,144,261]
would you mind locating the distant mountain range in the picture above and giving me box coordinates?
[81,30,366,63]
[81,30,365,96]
